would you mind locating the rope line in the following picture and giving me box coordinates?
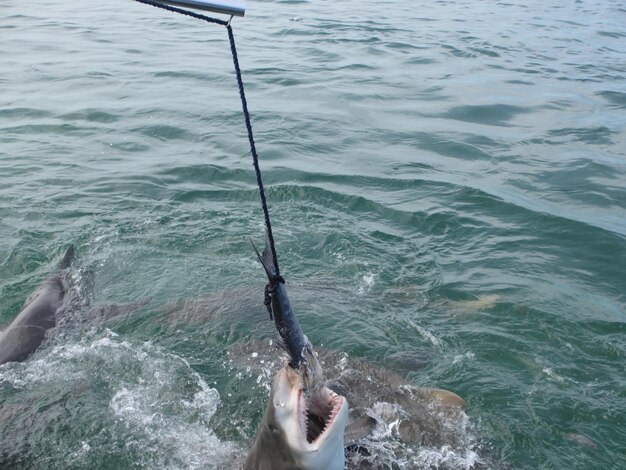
[134,0,281,276]
[226,24,281,276]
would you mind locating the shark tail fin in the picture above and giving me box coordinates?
[59,245,75,270]
[250,231,278,281]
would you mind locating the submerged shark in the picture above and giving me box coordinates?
[0,246,147,366]
[234,232,470,469]
[0,246,75,365]
[244,236,349,470]
[230,339,469,469]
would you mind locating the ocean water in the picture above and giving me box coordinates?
[1,0,625,468]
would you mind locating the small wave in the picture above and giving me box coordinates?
[136,124,195,141]
[59,109,119,123]
[440,104,531,126]
[0,330,240,469]
[597,90,626,107]
[0,107,53,119]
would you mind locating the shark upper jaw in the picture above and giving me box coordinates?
[272,365,348,468]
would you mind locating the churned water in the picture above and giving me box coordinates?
[1,0,625,468]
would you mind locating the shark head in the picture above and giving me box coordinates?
[247,236,348,469]
[245,351,349,470]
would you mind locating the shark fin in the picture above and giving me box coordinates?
[250,231,277,281]
[59,245,75,270]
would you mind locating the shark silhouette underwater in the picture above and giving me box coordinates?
[0,244,471,469]
[221,237,470,469]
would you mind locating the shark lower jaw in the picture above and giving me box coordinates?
[297,384,347,449]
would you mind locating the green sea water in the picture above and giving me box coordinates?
[1,0,625,468]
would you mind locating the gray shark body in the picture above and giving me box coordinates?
[0,246,154,367]
[0,247,74,365]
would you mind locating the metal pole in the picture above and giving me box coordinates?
[153,0,245,17]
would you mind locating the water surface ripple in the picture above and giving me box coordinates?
[1,0,625,469]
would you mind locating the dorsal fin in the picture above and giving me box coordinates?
[59,245,75,270]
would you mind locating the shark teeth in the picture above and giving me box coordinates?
[304,389,343,444]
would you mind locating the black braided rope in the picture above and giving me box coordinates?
[134,0,281,276]
[226,24,281,276]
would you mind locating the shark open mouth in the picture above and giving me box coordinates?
[302,387,344,444]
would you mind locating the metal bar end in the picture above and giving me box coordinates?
[154,0,245,17]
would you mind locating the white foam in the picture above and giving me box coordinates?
[453,351,476,364]
[1,330,240,469]
[347,439,480,470]
[369,401,404,439]
[413,445,481,469]
[534,357,568,384]
[68,441,92,467]
[345,394,480,470]
[358,272,377,295]
[409,320,442,348]
[542,367,565,383]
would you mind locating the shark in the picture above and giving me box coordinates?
[0,246,75,365]
[0,246,148,366]
[243,236,349,470]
